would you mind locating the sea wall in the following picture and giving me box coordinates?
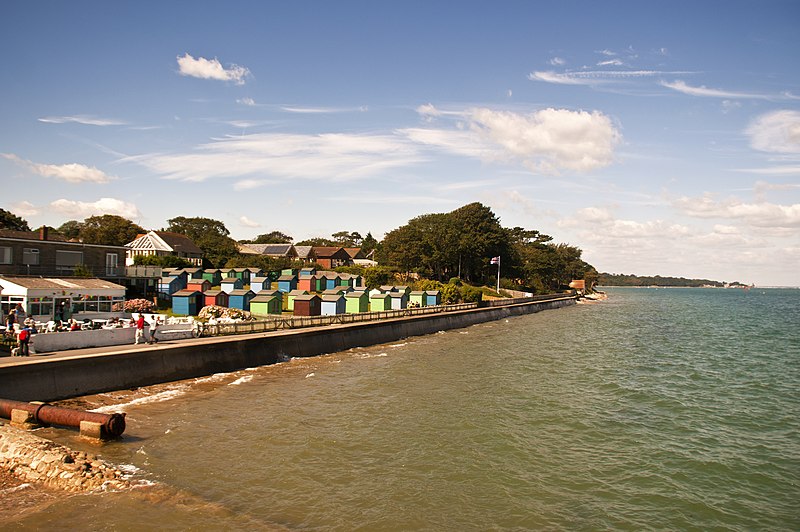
[30,324,195,354]
[0,297,574,402]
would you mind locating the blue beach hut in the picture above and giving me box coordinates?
[424,290,441,306]
[228,289,255,311]
[172,290,202,316]
[158,276,183,297]
[277,274,297,293]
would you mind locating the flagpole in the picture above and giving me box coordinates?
[496,256,500,293]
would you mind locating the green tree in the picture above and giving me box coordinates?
[295,237,337,247]
[246,231,294,244]
[166,216,239,268]
[361,232,378,255]
[0,209,30,231]
[57,220,83,240]
[133,254,194,269]
[79,215,144,246]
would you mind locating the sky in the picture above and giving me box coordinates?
[1,1,799,286]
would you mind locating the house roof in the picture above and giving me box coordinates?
[294,246,315,259]
[0,276,125,291]
[0,228,69,242]
[244,244,297,257]
[126,231,203,255]
[343,247,365,259]
[312,247,350,259]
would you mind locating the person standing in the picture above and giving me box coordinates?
[17,326,31,356]
[5,309,16,337]
[148,314,159,344]
[134,314,146,345]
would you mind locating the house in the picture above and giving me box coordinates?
[370,292,392,311]
[241,243,298,259]
[186,278,211,293]
[311,247,351,269]
[285,289,308,311]
[250,276,271,293]
[0,276,126,322]
[320,293,346,315]
[220,277,243,294]
[409,291,426,307]
[172,290,203,316]
[277,274,297,293]
[345,291,369,313]
[425,290,441,306]
[158,276,183,297]
[249,293,282,316]
[389,292,408,310]
[293,294,321,316]
[202,269,222,286]
[0,227,127,280]
[125,231,204,266]
[228,289,255,311]
[203,289,229,308]
[294,246,316,264]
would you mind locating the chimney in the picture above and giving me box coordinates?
[39,225,48,241]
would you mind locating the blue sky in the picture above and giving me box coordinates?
[2,1,799,286]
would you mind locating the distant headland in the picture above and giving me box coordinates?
[598,273,753,288]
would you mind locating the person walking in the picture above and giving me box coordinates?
[148,314,159,344]
[134,314,146,345]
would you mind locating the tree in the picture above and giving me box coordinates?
[0,209,30,231]
[295,237,337,247]
[57,220,83,240]
[246,231,294,244]
[361,232,378,255]
[79,215,144,246]
[133,254,194,269]
[166,216,239,268]
[331,231,363,247]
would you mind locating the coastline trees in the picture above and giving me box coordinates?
[165,216,239,268]
[79,215,144,246]
[0,209,31,231]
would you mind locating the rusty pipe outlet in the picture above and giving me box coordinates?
[0,398,126,438]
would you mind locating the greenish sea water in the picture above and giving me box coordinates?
[10,287,800,530]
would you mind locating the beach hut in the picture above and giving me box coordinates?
[202,269,222,286]
[220,277,243,294]
[323,286,350,295]
[285,289,308,311]
[280,268,296,276]
[370,292,392,311]
[277,274,297,293]
[293,294,321,316]
[320,294,346,315]
[409,291,426,307]
[321,272,339,290]
[186,278,211,293]
[246,267,264,279]
[395,285,411,297]
[249,293,282,316]
[424,290,441,306]
[221,267,237,279]
[298,267,316,279]
[345,291,369,313]
[158,276,183,297]
[228,289,255,311]
[389,292,408,310]
[232,268,251,284]
[171,290,202,316]
[203,289,229,308]
[297,274,317,292]
[183,267,204,280]
[250,276,270,293]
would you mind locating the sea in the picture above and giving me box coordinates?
[7,287,800,531]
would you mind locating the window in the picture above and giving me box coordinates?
[106,253,119,276]
[55,250,83,273]
[23,248,40,265]
[0,247,11,264]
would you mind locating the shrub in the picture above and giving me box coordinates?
[113,298,155,313]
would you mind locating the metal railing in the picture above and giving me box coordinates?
[195,293,575,337]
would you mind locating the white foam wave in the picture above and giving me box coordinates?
[390,343,408,348]
[1,483,32,494]
[305,372,315,378]
[228,375,254,386]
[91,388,188,413]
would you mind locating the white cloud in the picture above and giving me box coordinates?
[660,80,768,99]
[38,115,126,126]
[233,179,271,191]
[549,57,566,66]
[2,153,113,183]
[9,201,38,217]
[133,132,425,182]
[529,69,673,85]
[673,194,800,228]
[406,106,621,174]
[49,198,140,219]
[598,59,624,67]
[237,97,256,106]
[239,216,260,228]
[745,110,800,154]
[176,53,250,85]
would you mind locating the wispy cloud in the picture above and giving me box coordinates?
[280,105,369,114]
[9,201,38,217]
[233,179,272,191]
[673,194,800,228]
[38,115,126,126]
[660,80,771,99]
[529,69,678,85]
[239,216,260,228]
[50,198,140,219]
[176,53,251,85]
[131,132,425,182]
[237,97,257,106]
[2,153,113,183]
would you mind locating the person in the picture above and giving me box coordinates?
[5,309,16,337]
[149,315,159,344]
[14,303,26,323]
[17,326,31,357]
[69,319,81,331]
[134,314,146,345]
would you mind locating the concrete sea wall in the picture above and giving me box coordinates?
[0,297,574,402]
[30,324,195,354]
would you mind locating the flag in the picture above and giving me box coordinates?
[490,256,500,265]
